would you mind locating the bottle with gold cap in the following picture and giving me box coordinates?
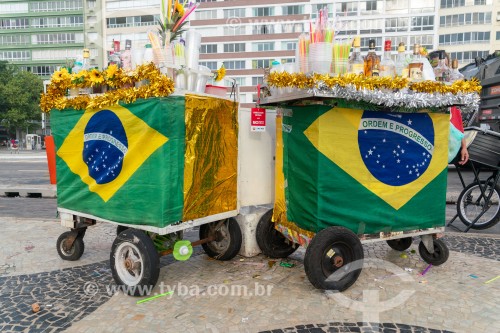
[395,42,409,78]
[449,59,464,83]
[348,36,364,75]
[364,39,380,77]
[408,44,424,81]
[82,48,90,70]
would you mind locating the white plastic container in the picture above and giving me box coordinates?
[143,44,154,63]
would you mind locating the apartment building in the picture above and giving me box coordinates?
[437,0,496,66]
[191,0,440,107]
[0,0,104,78]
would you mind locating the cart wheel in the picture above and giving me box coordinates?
[457,181,500,230]
[110,229,160,297]
[418,239,449,266]
[304,226,363,291]
[386,237,413,251]
[56,231,85,261]
[116,225,128,235]
[256,209,298,258]
[199,218,242,261]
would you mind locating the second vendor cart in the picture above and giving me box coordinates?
[256,76,481,291]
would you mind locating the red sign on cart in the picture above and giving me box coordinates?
[251,107,266,132]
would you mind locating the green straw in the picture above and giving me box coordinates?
[136,291,174,304]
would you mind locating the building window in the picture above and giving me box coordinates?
[0,18,30,29]
[106,0,160,10]
[252,25,274,35]
[281,41,297,50]
[0,50,31,61]
[253,7,274,17]
[199,61,218,70]
[439,31,490,45]
[31,16,84,28]
[0,2,29,14]
[282,5,304,15]
[252,59,273,69]
[335,2,358,16]
[195,10,217,20]
[497,31,500,40]
[360,19,383,34]
[252,76,264,85]
[440,0,465,8]
[0,34,30,45]
[311,4,333,18]
[32,33,84,45]
[30,0,84,12]
[360,37,383,52]
[411,16,434,31]
[366,1,377,11]
[385,18,408,33]
[474,0,486,4]
[224,43,245,52]
[223,8,245,18]
[449,51,488,62]
[252,42,274,52]
[201,44,217,54]
[107,15,158,28]
[223,26,246,36]
[410,35,434,50]
[224,61,245,70]
[281,23,304,33]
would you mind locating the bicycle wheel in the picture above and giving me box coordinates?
[457,181,500,230]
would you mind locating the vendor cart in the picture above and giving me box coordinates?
[257,78,481,291]
[51,91,242,296]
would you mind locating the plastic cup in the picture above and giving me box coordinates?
[308,42,333,74]
[332,59,349,75]
[195,65,211,93]
[185,30,202,69]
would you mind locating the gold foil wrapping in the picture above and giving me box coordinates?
[272,113,315,239]
[182,94,238,220]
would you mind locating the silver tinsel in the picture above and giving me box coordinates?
[310,82,480,114]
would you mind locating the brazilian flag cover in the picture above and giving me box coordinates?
[276,104,449,235]
[51,95,238,228]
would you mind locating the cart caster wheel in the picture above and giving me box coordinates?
[199,218,242,261]
[386,237,413,251]
[256,209,298,258]
[57,231,85,261]
[304,226,363,291]
[110,229,160,297]
[418,239,449,266]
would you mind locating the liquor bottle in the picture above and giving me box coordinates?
[348,36,364,75]
[449,59,464,83]
[120,40,132,70]
[395,42,409,78]
[379,40,396,78]
[108,40,122,67]
[364,39,380,77]
[434,51,451,82]
[408,44,424,82]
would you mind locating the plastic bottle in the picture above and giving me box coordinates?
[143,44,154,63]
[348,36,364,75]
[72,56,83,74]
[449,59,464,83]
[395,42,409,78]
[379,40,396,78]
[269,60,283,96]
[121,40,132,70]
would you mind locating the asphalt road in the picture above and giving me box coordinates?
[0,149,498,234]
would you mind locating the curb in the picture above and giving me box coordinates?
[0,185,57,198]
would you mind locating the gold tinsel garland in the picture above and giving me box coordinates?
[40,63,175,113]
[266,72,482,95]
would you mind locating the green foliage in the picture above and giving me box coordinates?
[0,61,43,134]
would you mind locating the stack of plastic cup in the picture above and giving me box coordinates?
[308,42,333,74]
[295,46,309,73]
[185,30,202,91]
[283,62,296,93]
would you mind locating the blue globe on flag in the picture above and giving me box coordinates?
[83,110,128,184]
[358,111,435,186]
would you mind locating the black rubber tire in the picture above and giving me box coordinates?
[386,237,413,251]
[56,231,85,261]
[256,209,299,258]
[116,225,128,235]
[199,218,242,261]
[110,229,160,297]
[418,239,449,266]
[457,181,500,230]
[304,226,364,291]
